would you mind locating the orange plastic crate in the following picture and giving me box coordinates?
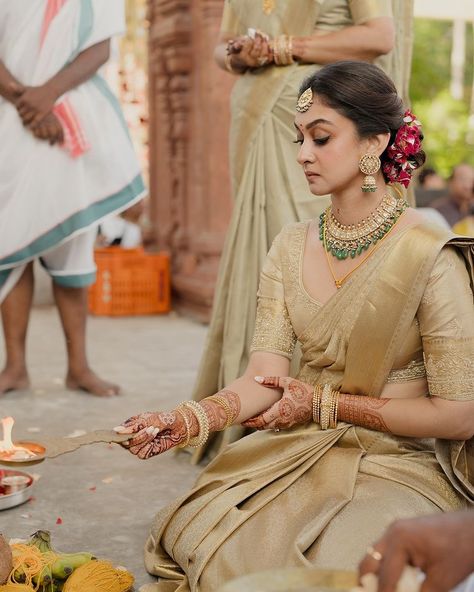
[88,247,170,316]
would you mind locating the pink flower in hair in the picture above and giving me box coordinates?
[397,168,412,188]
[383,110,422,187]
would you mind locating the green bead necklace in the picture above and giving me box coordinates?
[319,193,408,260]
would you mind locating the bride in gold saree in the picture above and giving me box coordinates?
[116,62,474,592]
[191,3,415,461]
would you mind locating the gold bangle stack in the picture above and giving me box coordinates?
[312,385,322,423]
[319,384,332,430]
[175,407,192,449]
[204,395,235,430]
[330,390,339,429]
[180,401,210,448]
[314,384,340,430]
[272,34,294,66]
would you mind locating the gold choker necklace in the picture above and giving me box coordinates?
[319,194,408,260]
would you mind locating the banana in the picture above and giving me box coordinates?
[32,564,52,588]
[27,532,54,555]
[50,553,94,580]
[24,532,94,583]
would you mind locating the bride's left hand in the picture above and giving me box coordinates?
[242,376,313,431]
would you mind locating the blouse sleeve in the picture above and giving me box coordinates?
[418,246,474,401]
[220,1,242,37]
[349,0,392,25]
[250,230,297,360]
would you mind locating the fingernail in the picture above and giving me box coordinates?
[113,426,126,433]
[254,376,264,383]
[153,428,160,436]
[145,426,155,435]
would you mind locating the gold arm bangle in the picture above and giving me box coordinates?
[182,400,210,448]
[205,395,234,430]
[320,384,332,430]
[329,389,340,429]
[175,406,191,448]
[312,385,322,424]
[272,35,294,66]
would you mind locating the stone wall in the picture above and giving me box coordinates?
[148,0,233,321]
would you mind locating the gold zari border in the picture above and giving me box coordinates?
[387,359,426,383]
[424,337,474,401]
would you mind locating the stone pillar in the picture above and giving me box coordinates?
[148,0,233,321]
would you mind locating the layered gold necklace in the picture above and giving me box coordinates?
[319,193,408,260]
[262,0,275,15]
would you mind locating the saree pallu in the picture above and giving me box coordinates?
[144,225,474,592]
[191,0,414,460]
[0,0,145,299]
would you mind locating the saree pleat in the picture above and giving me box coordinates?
[145,426,460,592]
[191,0,414,462]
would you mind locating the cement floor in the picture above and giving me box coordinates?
[0,307,205,588]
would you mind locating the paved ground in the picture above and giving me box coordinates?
[0,306,205,588]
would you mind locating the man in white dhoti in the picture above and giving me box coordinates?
[0,0,146,396]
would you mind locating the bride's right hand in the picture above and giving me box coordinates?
[114,411,189,459]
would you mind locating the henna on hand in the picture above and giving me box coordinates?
[200,389,241,431]
[116,410,189,459]
[243,377,312,430]
[229,35,273,69]
[338,394,391,433]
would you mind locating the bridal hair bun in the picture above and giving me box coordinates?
[298,61,426,187]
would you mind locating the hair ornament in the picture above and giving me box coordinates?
[382,110,422,188]
[296,87,313,113]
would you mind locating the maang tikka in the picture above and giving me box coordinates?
[359,153,381,193]
[296,88,313,113]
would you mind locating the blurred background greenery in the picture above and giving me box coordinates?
[411,18,474,177]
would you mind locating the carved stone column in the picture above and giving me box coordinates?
[148,0,233,321]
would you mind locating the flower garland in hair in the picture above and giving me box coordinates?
[382,110,422,188]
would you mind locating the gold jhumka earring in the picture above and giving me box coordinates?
[359,153,381,193]
[296,88,313,113]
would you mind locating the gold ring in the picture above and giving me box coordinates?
[366,546,383,561]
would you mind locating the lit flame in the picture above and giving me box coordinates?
[0,417,36,459]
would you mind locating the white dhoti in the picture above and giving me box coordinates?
[0,0,146,300]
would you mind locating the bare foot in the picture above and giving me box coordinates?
[66,368,120,397]
[0,367,30,394]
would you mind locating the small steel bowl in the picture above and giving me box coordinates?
[0,441,46,466]
[0,469,34,510]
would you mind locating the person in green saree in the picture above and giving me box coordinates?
[191,0,415,461]
[115,62,474,592]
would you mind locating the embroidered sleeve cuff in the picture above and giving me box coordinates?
[250,297,297,359]
[424,337,474,400]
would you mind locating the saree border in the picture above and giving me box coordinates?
[342,223,454,397]
[0,174,146,270]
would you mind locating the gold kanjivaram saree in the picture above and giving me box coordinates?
[191,0,415,460]
[143,223,474,592]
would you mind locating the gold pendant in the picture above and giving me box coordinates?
[262,0,275,15]
[335,280,343,289]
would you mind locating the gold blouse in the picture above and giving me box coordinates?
[251,222,474,400]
